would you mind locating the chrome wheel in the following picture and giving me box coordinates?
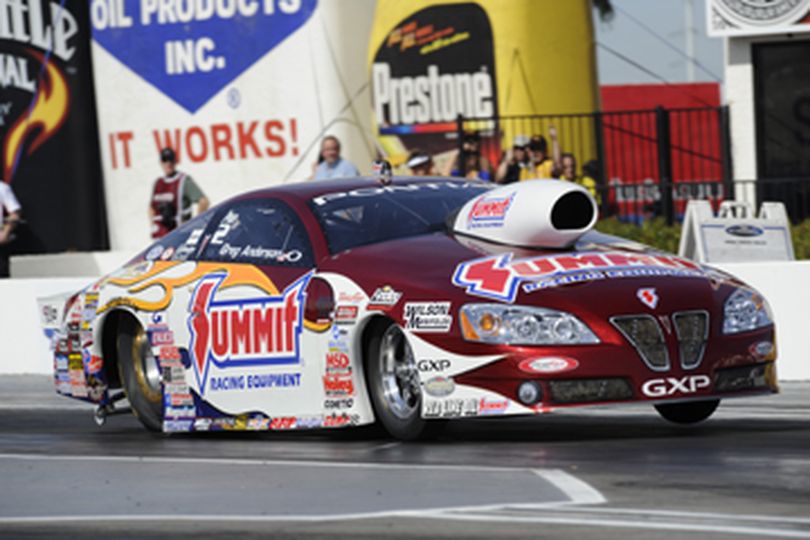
[379,325,420,420]
[132,328,162,403]
[116,313,164,431]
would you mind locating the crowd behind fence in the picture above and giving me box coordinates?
[449,106,810,225]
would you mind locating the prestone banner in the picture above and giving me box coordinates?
[90,0,376,249]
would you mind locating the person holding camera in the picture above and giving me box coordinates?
[0,180,21,278]
[149,148,210,239]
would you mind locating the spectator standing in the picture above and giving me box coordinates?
[557,152,598,199]
[149,148,210,240]
[442,131,493,180]
[313,135,360,180]
[406,149,435,176]
[529,126,561,179]
[0,180,21,278]
[496,135,532,183]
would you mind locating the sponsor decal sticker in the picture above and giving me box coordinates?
[404,302,452,332]
[55,355,68,371]
[150,328,175,346]
[453,251,703,303]
[636,288,659,310]
[145,245,164,261]
[188,271,311,394]
[338,291,365,304]
[324,398,354,409]
[334,305,358,324]
[270,417,297,430]
[164,419,194,432]
[478,397,509,415]
[417,359,451,372]
[85,353,103,375]
[296,416,323,429]
[323,413,355,428]
[41,305,59,326]
[367,285,402,310]
[425,398,479,418]
[641,375,711,398]
[168,392,195,407]
[466,192,515,229]
[166,406,196,418]
[323,374,354,397]
[518,357,579,374]
[247,416,271,431]
[424,376,455,398]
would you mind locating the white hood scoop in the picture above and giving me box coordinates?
[453,180,598,248]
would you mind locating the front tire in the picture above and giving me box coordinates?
[116,315,163,431]
[364,321,425,440]
[655,399,719,424]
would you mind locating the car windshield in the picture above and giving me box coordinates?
[309,180,491,254]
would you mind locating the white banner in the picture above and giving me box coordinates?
[707,0,810,37]
[90,0,377,249]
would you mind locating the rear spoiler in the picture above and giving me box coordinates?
[37,291,75,334]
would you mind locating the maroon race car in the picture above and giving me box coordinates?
[39,174,777,439]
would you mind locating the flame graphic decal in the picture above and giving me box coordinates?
[3,50,70,181]
[98,261,327,332]
[99,262,283,315]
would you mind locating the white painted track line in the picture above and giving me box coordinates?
[0,452,562,474]
[534,469,607,505]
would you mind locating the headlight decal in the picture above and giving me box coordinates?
[460,303,599,345]
[723,288,773,334]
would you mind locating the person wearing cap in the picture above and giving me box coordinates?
[149,148,209,239]
[529,126,561,179]
[496,135,533,184]
[312,135,360,180]
[406,149,435,176]
[0,180,21,278]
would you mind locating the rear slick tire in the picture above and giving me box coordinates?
[116,315,164,432]
[364,321,426,441]
[655,399,719,425]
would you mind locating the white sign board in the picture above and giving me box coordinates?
[90,0,377,250]
[679,200,795,263]
[707,0,810,37]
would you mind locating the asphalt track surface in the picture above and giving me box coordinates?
[0,376,808,539]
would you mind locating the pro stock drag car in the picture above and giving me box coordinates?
[39,175,778,440]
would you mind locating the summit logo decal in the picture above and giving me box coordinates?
[188,271,311,394]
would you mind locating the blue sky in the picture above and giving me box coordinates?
[595,0,724,85]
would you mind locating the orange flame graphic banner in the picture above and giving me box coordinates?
[3,50,70,181]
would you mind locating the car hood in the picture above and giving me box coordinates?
[318,231,743,316]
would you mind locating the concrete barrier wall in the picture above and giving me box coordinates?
[1,257,807,379]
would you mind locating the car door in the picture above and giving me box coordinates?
[184,196,322,420]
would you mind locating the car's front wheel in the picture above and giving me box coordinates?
[655,399,719,424]
[116,315,163,431]
[364,320,425,440]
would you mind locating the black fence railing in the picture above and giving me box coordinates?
[455,106,738,225]
[587,178,810,224]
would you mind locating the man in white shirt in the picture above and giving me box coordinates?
[0,181,22,278]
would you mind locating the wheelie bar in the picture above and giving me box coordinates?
[93,391,131,427]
